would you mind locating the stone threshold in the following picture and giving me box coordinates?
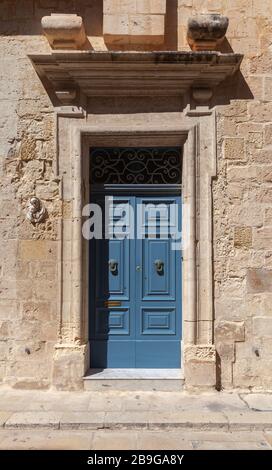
[83,369,184,391]
[84,369,184,379]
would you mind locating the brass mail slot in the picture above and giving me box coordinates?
[104,301,121,307]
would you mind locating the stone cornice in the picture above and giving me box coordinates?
[29,50,243,100]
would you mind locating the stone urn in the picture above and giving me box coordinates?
[187,13,229,51]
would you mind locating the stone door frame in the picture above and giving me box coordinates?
[52,109,217,390]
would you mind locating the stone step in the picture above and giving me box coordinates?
[3,410,272,432]
[83,369,185,391]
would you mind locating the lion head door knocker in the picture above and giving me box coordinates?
[26,197,47,224]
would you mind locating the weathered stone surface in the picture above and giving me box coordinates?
[247,269,272,294]
[253,317,272,338]
[242,394,272,411]
[223,138,245,160]
[41,14,87,50]
[187,14,229,51]
[103,0,166,45]
[234,226,252,248]
[215,321,245,343]
[216,343,235,362]
[5,412,61,429]
[185,363,216,389]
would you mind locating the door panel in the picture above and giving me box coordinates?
[90,196,135,368]
[135,196,181,368]
[95,308,130,336]
[90,194,182,368]
[141,307,176,335]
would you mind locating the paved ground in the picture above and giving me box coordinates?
[0,429,271,450]
[0,389,271,450]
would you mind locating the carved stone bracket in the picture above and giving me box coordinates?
[41,14,87,50]
[192,87,213,104]
[187,14,229,51]
[26,197,47,224]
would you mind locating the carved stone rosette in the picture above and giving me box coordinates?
[26,197,47,224]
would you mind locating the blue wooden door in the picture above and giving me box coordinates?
[90,195,182,368]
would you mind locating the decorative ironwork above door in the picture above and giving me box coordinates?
[90,147,182,185]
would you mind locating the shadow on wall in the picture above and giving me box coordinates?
[0,0,178,51]
[104,0,178,51]
[164,0,178,51]
[0,0,104,36]
[212,38,254,105]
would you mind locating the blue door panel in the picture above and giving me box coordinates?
[143,239,175,299]
[141,307,176,335]
[107,238,130,299]
[90,341,135,368]
[135,341,181,368]
[90,194,182,368]
[95,308,130,337]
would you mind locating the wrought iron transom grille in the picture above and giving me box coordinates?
[90,147,182,185]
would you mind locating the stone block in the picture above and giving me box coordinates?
[184,345,216,389]
[29,261,56,280]
[35,181,59,200]
[234,226,252,248]
[248,102,272,122]
[185,361,216,389]
[215,321,245,342]
[264,124,272,146]
[253,227,272,250]
[0,301,18,320]
[103,0,166,45]
[253,317,272,338]
[228,205,263,227]
[130,14,164,36]
[264,208,272,226]
[103,14,129,36]
[218,101,248,118]
[18,240,57,261]
[216,342,235,362]
[0,341,8,360]
[264,77,272,101]
[223,138,245,160]
[104,0,137,14]
[247,268,272,293]
[52,344,89,391]
[136,0,166,14]
[254,148,272,165]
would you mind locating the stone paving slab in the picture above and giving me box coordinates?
[0,429,271,450]
[2,409,271,431]
[0,390,272,432]
[0,412,12,428]
[5,412,62,430]
[60,412,105,430]
[264,432,272,447]
[226,412,272,430]
[242,394,272,412]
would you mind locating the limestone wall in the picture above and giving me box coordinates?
[0,0,271,390]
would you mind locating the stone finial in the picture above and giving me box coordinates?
[41,14,87,50]
[26,197,47,224]
[187,14,229,51]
